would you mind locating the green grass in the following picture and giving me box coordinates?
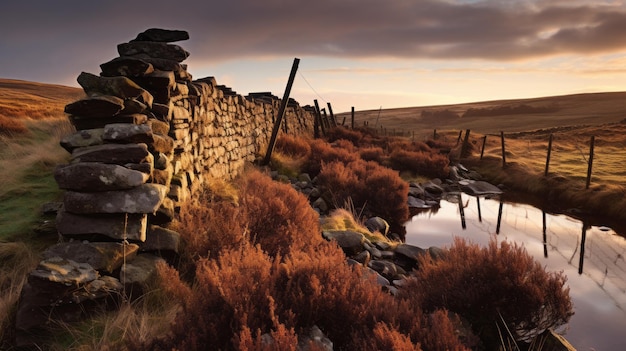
[0,119,73,241]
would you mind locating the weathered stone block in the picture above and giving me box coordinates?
[63,183,168,214]
[65,95,124,118]
[140,225,180,254]
[56,209,147,242]
[55,163,149,191]
[133,28,189,43]
[69,113,148,131]
[71,143,152,165]
[77,72,153,107]
[100,56,155,77]
[42,241,139,274]
[103,122,154,144]
[60,128,104,153]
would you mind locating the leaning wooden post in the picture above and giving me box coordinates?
[458,193,466,230]
[351,107,355,129]
[500,131,507,168]
[542,211,548,258]
[544,133,553,176]
[321,108,330,129]
[460,129,471,158]
[456,130,462,145]
[480,135,487,160]
[433,129,437,139]
[313,99,326,137]
[327,102,337,127]
[496,198,504,234]
[585,136,595,189]
[262,58,299,165]
[579,223,589,274]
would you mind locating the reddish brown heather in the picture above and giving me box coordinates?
[358,146,386,164]
[389,140,432,154]
[388,149,450,179]
[325,127,366,146]
[399,238,573,349]
[275,134,312,158]
[302,139,359,175]
[317,159,409,228]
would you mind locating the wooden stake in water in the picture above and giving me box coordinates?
[496,199,504,234]
[458,193,466,230]
[542,211,548,258]
[476,197,482,222]
[579,223,589,274]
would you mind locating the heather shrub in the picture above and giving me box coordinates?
[331,138,355,152]
[359,146,385,163]
[325,127,365,146]
[237,170,323,256]
[389,149,450,179]
[275,134,311,158]
[389,140,431,153]
[317,160,409,229]
[399,238,573,349]
[302,139,359,175]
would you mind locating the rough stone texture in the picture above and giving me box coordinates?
[71,143,152,165]
[118,42,189,62]
[140,225,180,254]
[77,72,154,107]
[459,179,503,195]
[100,56,155,77]
[133,28,190,42]
[120,254,166,297]
[60,128,104,152]
[322,230,365,256]
[54,163,149,191]
[69,112,148,130]
[42,241,139,274]
[63,183,168,214]
[103,122,154,144]
[56,209,147,242]
[64,95,124,118]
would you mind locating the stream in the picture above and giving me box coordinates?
[405,193,626,351]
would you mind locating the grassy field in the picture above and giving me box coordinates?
[339,91,626,137]
[0,79,83,241]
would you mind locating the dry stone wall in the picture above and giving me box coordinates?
[15,28,314,343]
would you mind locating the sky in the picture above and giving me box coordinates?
[2,0,626,113]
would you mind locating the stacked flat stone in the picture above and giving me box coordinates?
[15,28,316,345]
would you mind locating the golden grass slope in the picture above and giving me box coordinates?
[341,91,626,136]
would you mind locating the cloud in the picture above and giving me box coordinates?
[2,0,626,84]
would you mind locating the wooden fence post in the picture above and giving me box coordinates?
[585,136,595,189]
[458,193,466,230]
[500,131,507,168]
[544,133,553,176]
[313,99,326,137]
[480,135,487,160]
[351,106,355,129]
[327,102,337,127]
[262,58,299,165]
[433,129,437,140]
[461,129,471,158]
[456,130,462,145]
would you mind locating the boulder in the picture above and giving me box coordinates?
[63,183,168,214]
[118,41,189,62]
[71,143,152,165]
[133,28,190,43]
[60,128,104,152]
[64,95,124,118]
[394,244,427,271]
[120,254,166,297]
[365,216,390,236]
[54,163,149,191]
[42,241,139,274]
[322,230,365,256]
[297,325,333,351]
[459,180,503,196]
[56,209,147,242]
[77,72,153,107]
[103,122,154,144]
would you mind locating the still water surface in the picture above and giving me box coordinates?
[405,193,626,351]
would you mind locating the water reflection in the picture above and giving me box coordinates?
[405,193,626,351]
